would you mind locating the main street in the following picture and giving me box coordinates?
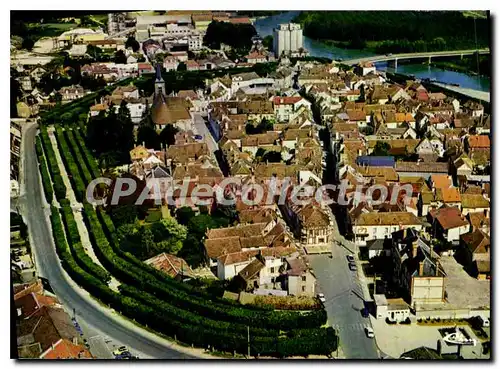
[308,247,379,360]
[19,122,200,359]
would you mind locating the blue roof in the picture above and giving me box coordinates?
[356,156,395,167]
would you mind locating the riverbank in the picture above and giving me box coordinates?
[426,56,490,78]
[253,11,490,92]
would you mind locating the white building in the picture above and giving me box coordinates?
[273,23,304,58]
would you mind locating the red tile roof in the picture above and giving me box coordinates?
[41,339,93,359]
[138,63,153,70]
[272,96,303,105]
[431,206,468,230]
[468,135,490,149]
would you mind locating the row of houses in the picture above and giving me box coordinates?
[299,59,490,317]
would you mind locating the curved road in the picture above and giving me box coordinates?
[344,48,490,66]
[20,123,198,359]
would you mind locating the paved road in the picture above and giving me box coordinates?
[344,48,490,66]
[19,122,198,359]
[432,82,490,103]
[192,112,218,154]
[308,248,379,360]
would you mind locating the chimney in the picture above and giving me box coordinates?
[412,242,418,258]
[419,261,424,276]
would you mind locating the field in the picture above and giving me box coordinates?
[27,22,78,40]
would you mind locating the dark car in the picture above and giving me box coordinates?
[361,307,369,318]
[346,255,355,263]
[115,351,132,359]
[348,263,357,271]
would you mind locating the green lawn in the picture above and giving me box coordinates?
[27,22,78,40]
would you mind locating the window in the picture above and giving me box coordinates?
[302,276,306,282]
[302,286,306,292]
[270,267,275,273]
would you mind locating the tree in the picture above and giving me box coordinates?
[86,45,103,59]
[176,206,196,226]
[125,36,140,52]
[255,148,267,159]
[159,124,179,147]
[262,150,282,163]
[114,50,127,64]
[137,122,160,149]
[203,21,257,51]
[22,37,35,51]
[263,35,273,51]
[155,53,165,64]
[177,62,187,71]
[151,217,187,255]
[371,141,391,156]
[110,204,138,227]
[140,227,155,256]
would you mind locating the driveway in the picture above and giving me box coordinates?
[308,246,379,359]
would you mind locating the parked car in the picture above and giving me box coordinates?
[115,351,132,359]
[479,316,490,327]
[361,307,369,318]
[365,327,375,338]
[348,263,357,271]
[346,255,355,263]
[113,346,129,356]
[194,134,203,140]
[317,293,326,303]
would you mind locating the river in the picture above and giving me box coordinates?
[253,12,490,92]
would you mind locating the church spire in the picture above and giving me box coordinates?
[154,63,165,97]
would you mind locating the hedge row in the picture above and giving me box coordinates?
[58,199,110,283]
[120,284,275,338]
[96,208,271,310]
[40,77,134,125]
[72,129,101,179]
[63,130,94,186]
[53,126,86,203]
[96,208,248,306]
[49,205,114,297]
[82,203,327,331]
[35,137,54,203]
[118,286,337,357]
[39,127,67,200]
[51,204,337,356]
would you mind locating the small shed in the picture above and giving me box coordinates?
[374,294,410,322]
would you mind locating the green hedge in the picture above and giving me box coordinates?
[58,200,110,283]
[40,78,134,125]
[120,284,275,337]
[39,127,67,200]
[35,137,54,203]
[82,203,327,331]
[63,129,94,185]
[54,126,86,202]
[50,204,336,357]
[72,129,101,179]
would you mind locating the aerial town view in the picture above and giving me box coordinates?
[10,9,491,360]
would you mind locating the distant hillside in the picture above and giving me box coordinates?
[293,11,490,53]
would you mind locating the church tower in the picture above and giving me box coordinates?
[154,63,165,97]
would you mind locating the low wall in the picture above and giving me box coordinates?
[415,307,490,320]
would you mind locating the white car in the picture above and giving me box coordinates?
[365,327,375,338]
[317,293,326,303]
